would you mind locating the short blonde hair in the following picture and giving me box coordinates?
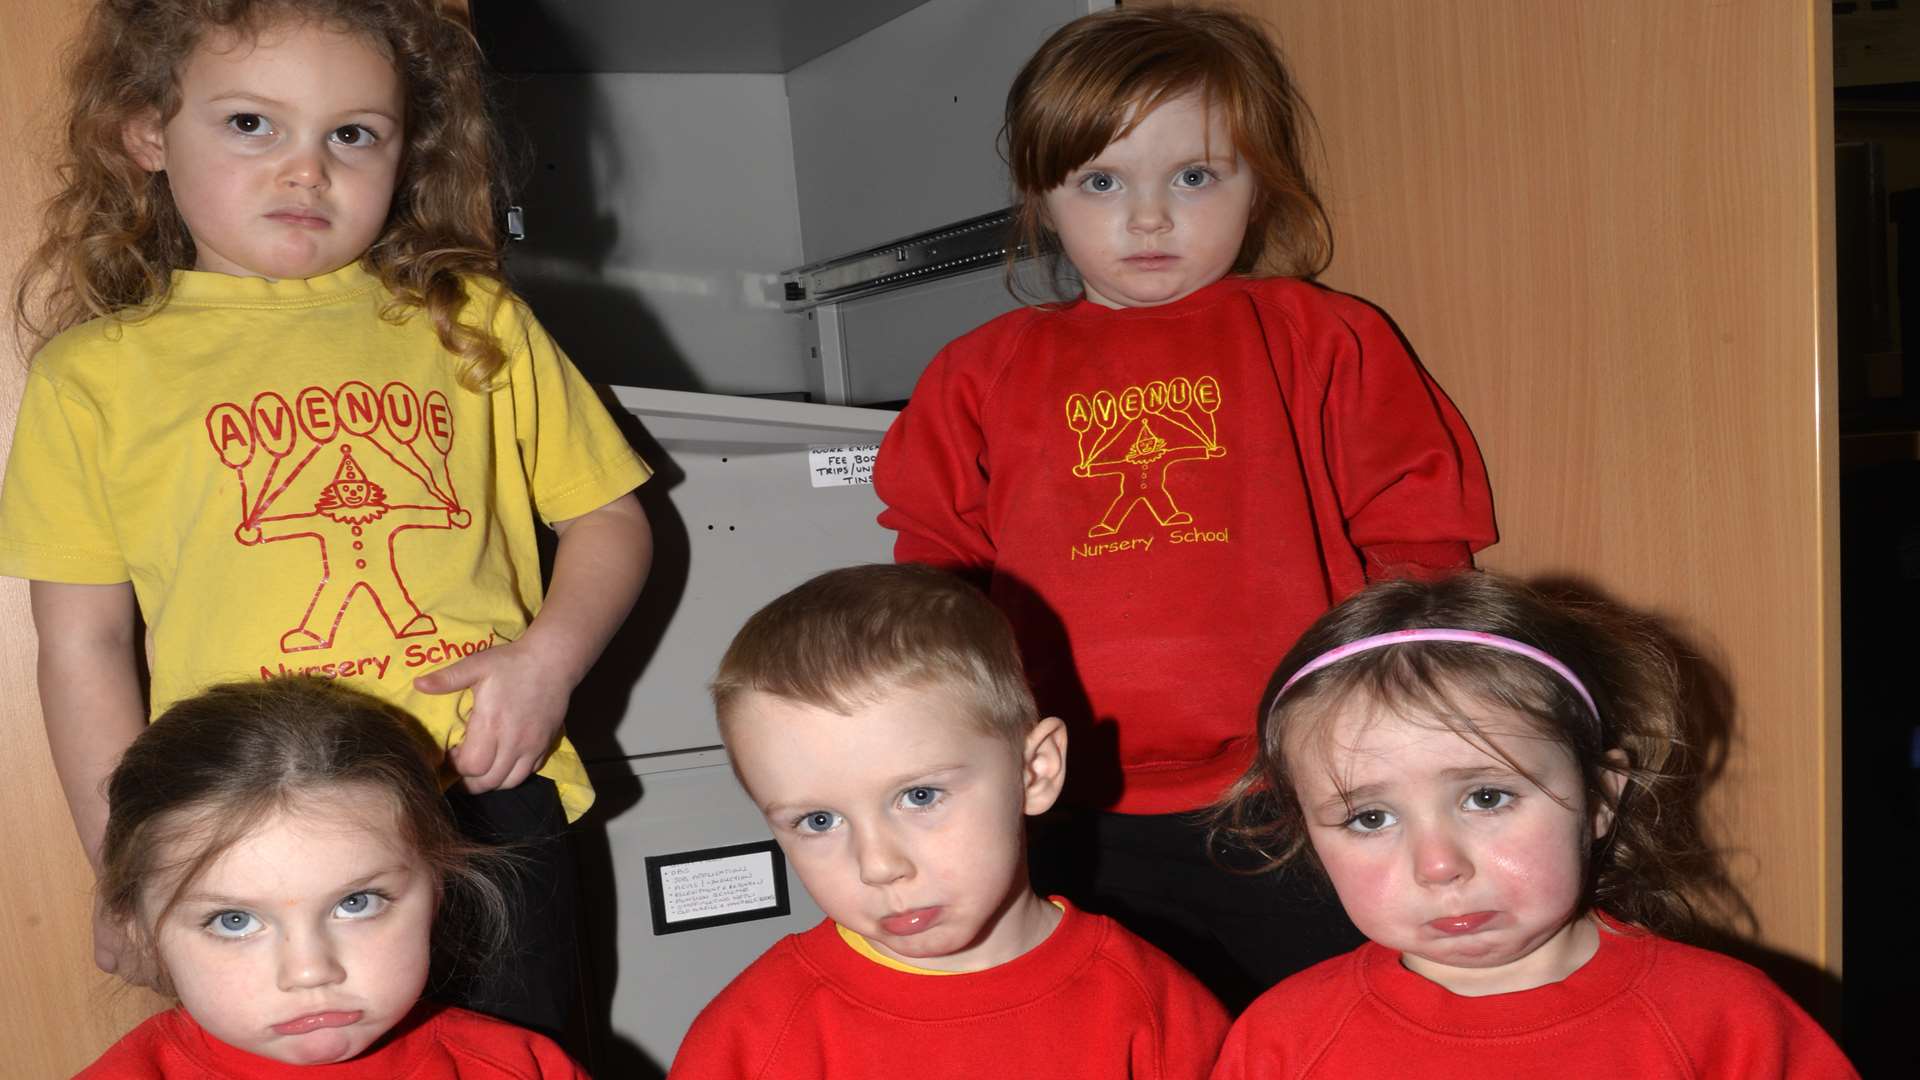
[712,564,1038,745]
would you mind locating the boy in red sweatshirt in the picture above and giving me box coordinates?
[668,564,1228,1079]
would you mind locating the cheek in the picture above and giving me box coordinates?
[780,840,856,905]
[157,936,252,1015]
[1042,197,1105,252]
[1311,839,1397,911]
[1485,823,1588,907]
[382,909,436,994]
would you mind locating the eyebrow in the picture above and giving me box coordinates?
[1079,150,1237,170]
[175,864,411,908]
[205,92,400,124]
[1318,765,1520,810]
[758,764,970,816]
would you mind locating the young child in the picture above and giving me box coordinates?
[669,564,1229,1078]
[77,677,588,1078]
[0,0,652,1034]
[873,5,1497,1006]
[1208,572,1859,1077]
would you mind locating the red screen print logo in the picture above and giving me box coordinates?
[1064,376,1225,537]
[205,381,470,653]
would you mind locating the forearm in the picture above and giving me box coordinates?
[522,492,652,687]
[29,581,147,870]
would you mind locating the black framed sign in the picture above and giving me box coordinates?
[644,839,791,936]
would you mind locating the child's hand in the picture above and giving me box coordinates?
[414,638,572,793]
[94,908,157,987]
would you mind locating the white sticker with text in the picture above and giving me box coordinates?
[657,851,780,924]
[808,443,879,487]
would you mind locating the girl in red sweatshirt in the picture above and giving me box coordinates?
[1209,573,1857,1077]
[874,5,1496,1009]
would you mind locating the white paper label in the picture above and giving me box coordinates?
[808,443,879,487]
[657,851,780,923]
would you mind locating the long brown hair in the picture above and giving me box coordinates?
[97,678,510,994]
[1001,4,1332,301]
[1213,572,1723,940]
[14,0,513,390]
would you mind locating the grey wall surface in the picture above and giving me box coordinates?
[500,73,810,395]
[785,0,1091,262]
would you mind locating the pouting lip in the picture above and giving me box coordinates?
[265,208,331,227]
[877,906,943,936]
[270,1010,363,1036]
[1123,252,1177,263]
[1426,910,1498,935]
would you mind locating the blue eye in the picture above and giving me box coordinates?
[205,909,261,939]
[1079,171,1118,193]
[899,786,942,810]
[335,890,388,919]
[796,810,841,834]
[1465,788,1515,812]
[1175,167,1214,188]
[1343,808,1396,833]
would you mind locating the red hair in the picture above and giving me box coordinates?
[1002,5,1332,298]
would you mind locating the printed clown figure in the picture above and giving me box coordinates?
[1067,378,1227,538]
[236,444,470,651]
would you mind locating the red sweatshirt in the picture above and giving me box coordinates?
[1210,924,1859,1078]
[76,1003,588,1079]
[668,899,1228,1079]
[875,276,1496,813]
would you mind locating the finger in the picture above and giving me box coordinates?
[469,740,522,792]
[449,723,501,780]
[499,754,539,791]
[414,651,492,695]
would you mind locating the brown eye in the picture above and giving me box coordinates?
[1466,788,1514,811]
[227,113,267,135]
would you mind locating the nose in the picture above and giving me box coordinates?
[1410,822,1473,888]
[1126,189,1172,235]
[276,927,347,991]
[853,823,912,887]
[279,143,330,192]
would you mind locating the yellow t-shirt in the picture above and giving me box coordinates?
[0,264,652,820]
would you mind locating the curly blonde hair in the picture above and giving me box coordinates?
[14,0,513,390]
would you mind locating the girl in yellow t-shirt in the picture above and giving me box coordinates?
[1,0,652,1038]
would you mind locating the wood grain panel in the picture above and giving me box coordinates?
[0,1,171,1076]
[1155,0,1841,973]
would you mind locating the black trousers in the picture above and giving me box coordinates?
[435,775,580,1040]
[1029,809,1364,1014]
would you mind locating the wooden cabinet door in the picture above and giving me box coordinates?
[1161,0,1840,985]
[1,1,169,1075]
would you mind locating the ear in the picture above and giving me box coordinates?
[1020,716,1068,816]
[1591,748,1631,839]
[123,108,168,173]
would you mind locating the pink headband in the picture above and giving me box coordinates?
[1275,629,1600,720]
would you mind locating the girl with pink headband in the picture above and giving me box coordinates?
[1209,572,1856,1078]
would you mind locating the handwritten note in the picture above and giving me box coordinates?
[808,443,880,487]
[657,850,781,924]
